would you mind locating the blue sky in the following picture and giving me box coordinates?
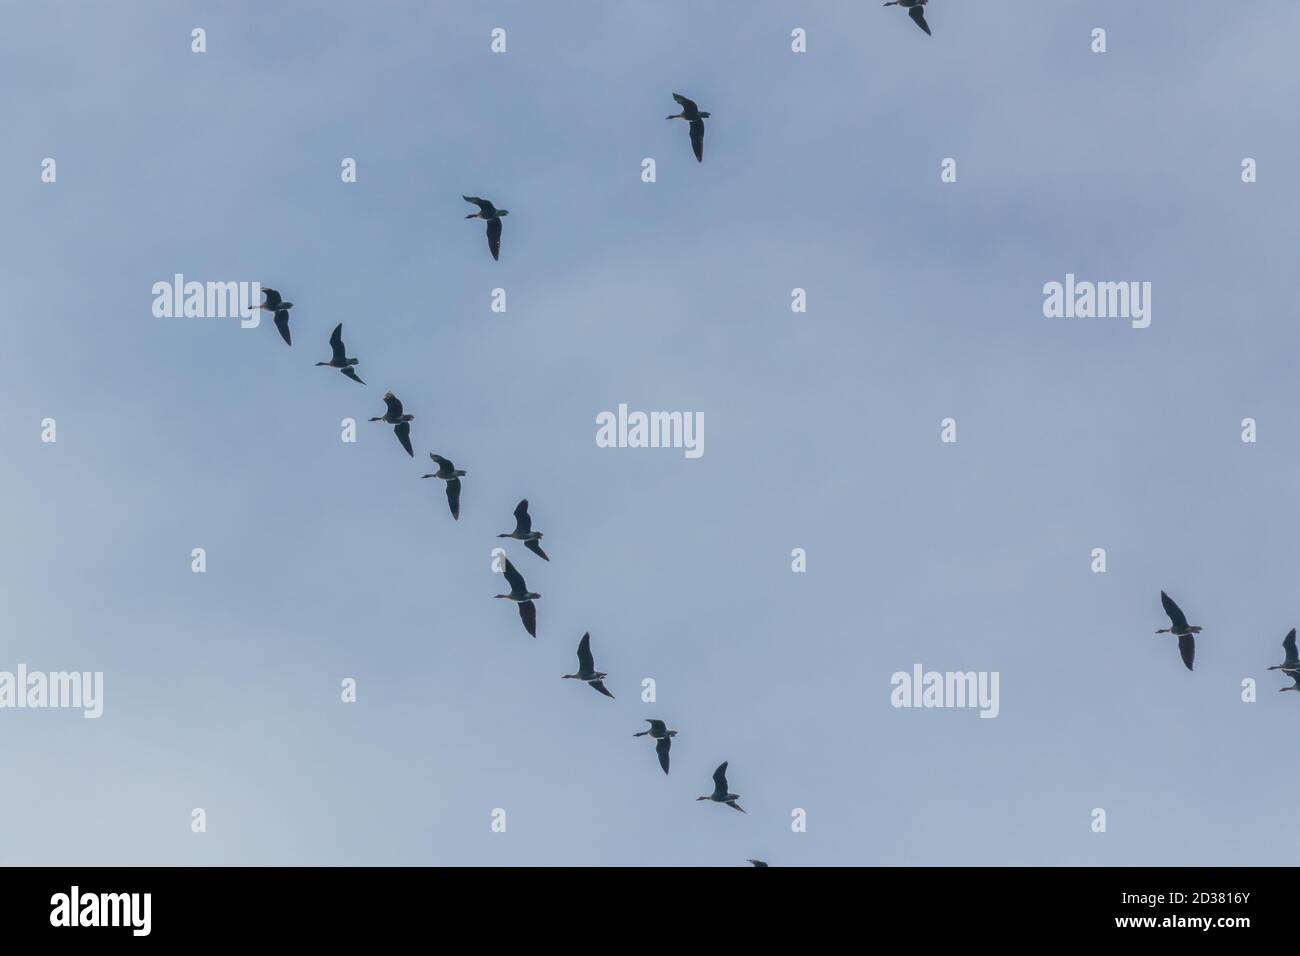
[3,1,1300,865]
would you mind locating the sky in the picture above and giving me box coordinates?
[3,0,1300,866]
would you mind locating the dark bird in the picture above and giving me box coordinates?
[562,632,615,699]
[666,93,709,162]
[884,0,931,36]
[315,323,365,384]
[1156,591,1202,671]
[634,719,677,774]
[256,287,294,346]
[421,454,465,520]
[463,195,509,260]
[747,860,769,867]
[493,555,539,637]
[697,761,745,813]
[368,392,414,457]
[1269,628,1300,691]
[497,499,548,561]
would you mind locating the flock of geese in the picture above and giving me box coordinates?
[1155,591,1300,692]
[246,85,846,864]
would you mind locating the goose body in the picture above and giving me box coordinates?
[666,93,709,162]
[562,632,615,698]
[697,761,745,813]
[421,454,466,520]
[463,195,508,260]
[368,392,414,457]
[493,556,539,637]
[315,323,365,383]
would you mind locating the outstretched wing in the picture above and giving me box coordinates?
[341,366,366,385]
[1160,591,1189,632]
[655,736,671,774]
[673,93,698,113]
[262,287,282,309]
[502,557,526,593]
[329,323,346,361]
[689,119,705,162]
[646,719,667,735]
[712,761,729,795]
[383,393,404,418]
[430,453,452,470]
[1284,628,1298,666]
[1178,633,1195,671]
[589,679,615,699]
[525,538,549,562]
[394,420,413,457]
[486,217,502,261]
[274,310,291,346]
[576,632,595,673]
[513,499,532,535]
[445,477,461,520]
[909,5,931,35]
[518,600,537,638]
[463,195,492,213]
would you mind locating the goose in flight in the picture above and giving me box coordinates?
[493,555,539,637]
[883,0,931,36]
[368,392,414,457]
[666,93,709,162]
[463,195,508,260]
[634,719,677,774]
[421,454,465,520]
[747,860,769,867]
[1270,628,1300,690]
[256,287,294,346]
[562,632,615,698]
[1156,591,1202,671]
[315,323,365,384]
[497,499,548,561]
[697,761,745,813]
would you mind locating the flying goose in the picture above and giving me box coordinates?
[697,761,745,813]
[634,719,677,774]
[368,392,414,457]
[747,860,769,867]
[1156,591,1202,671]
[463,195,508,261]
[497,499,548,561]
[1270,628,1300,690]
[493,555,539,637]
[256,288,294,346]
[315,323,365,384]
[666,93,709,163]
[562,632,614,698]
[884,0,931,35]
[421,454,465,520]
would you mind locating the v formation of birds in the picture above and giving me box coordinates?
[247,84,771,856]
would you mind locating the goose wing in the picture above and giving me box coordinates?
[502,557,527,594]
[909,5,932,35]
[1178,633,1195,671]
[486,217,502,261]
[655,736,671,774]
[394,420,414,457]
[341,366,366,385]
[646,719,667,736]
[1284,628,1298,666]
[329,323,346,362]
[383,393,404,419]
[513,499,532,535]
[445,477,461,520]
[588,679,615,699]
[463,195,495,214]
[273,310,291,346]
[518,600,537,638]
[673,93,698,113]
[689,119,705,162]
[576,632,595,674]
[712,761,729,798]
[1161,591,1189,632]
[430,453,453,472]
[525,538,549,562]
[262,287,282,309]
